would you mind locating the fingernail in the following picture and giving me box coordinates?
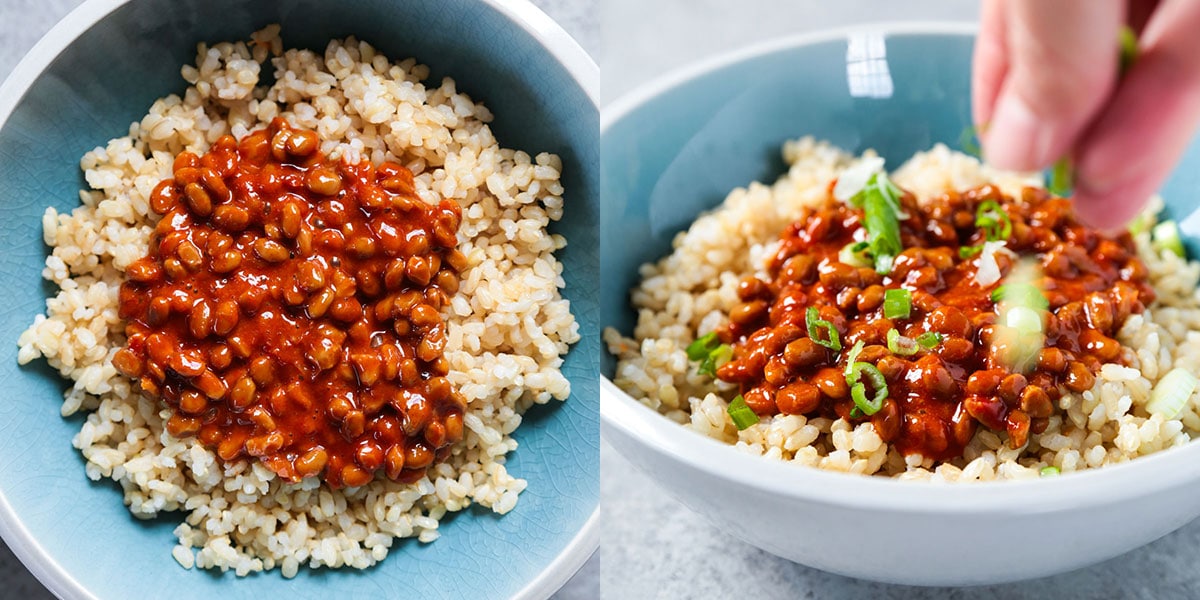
[983,93,1056,171]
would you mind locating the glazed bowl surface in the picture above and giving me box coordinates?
[600,22,1200,586]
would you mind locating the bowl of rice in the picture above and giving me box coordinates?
[601,23,1200,585]
[0,0,597,598]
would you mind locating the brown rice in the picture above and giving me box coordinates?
[604,138,1200,482]
[16,25,579,576]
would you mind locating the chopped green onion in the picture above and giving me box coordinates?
[1152,220,1186,258]
[1127,212,1154,237]
[849,406,864,419]
[686,332,720,361]
[1119,25,1139,77]
[883,288,912,320]
[993,259,1047,374]
[975,200,1013,241]
[844,340,865,377]
[916,332,943,349]
[727,395,760,430]
[991,283,1049,310]
[698,344,732,377]
[959,124,982,158]
[1040,466,1060,477]
[1005,306,1043,335]
[1047,157,1073,198]
[848,362,888,416]
[886,328,919,356]
[687,332,731,377]
[806,306,842,352]
[839,241,872,268]
[1146,367,1199,420]
[852,173,905,274]
[959,245,982,259]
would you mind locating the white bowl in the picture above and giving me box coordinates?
[599,22,1200,586]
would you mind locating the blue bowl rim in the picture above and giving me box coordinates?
[599,20,1200,514]
[0,0,599,598]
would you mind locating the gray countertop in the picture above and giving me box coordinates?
[0,0,597,598]
[599,1,1200,599]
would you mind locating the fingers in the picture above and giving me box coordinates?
[980,0,1124,172]
[972,0,1008,127]
[1072,0,1200,229]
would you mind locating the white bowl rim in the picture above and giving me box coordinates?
[600,20,1200,515]
[0,0,599,599]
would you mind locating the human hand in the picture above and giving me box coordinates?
[973,0,1200,230]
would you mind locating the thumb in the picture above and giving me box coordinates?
[981,0,1124,172]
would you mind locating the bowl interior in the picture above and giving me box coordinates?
[600,28,1200,376]
[0,0,597,598]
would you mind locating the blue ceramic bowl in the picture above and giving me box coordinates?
[600,24,1200,585]
[0,0,598,598]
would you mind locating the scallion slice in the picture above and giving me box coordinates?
[959,245,982,259]
[839,241,872,268]
[1005,306,1043,336]
[687,332,731,377]
[844,340,865,377]
[991,283,1049,310]
[686,332,719,361]
[1152,220,1186,258]
[848,362,888,416]
[698,344,732,377]
[916,332,943,349]
[1127,212,1153,237]
[727,395,760,430]
[959,124,982,158]
[806,306,842,351]
[883,288,912,319]
[851,173,905,274]
[1145,367,1199,420]
[1047,157,1073,198]
[886,328,919,356]
[975,200,1013,241]
[1119,25,1139,77]
[1040,466,1060,477]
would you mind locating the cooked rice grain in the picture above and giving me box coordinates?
[604,139,1200,482]
[17,25,579,575]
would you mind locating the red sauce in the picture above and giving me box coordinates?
[716,185,1154,461]
[112,118,468,488]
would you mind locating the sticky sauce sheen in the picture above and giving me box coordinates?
[113,119,468,488]
[717,185,1155,461]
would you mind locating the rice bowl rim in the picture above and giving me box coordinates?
[0,0,599,599]
[599,20,1200,513]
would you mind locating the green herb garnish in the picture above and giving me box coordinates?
[916,332,943,349]
[886,328,919,356]
[686,332,731,377]
[959,124,982,158]
[727,395,759,430]
[839,241,872,268]
[975,200,1013,242]
[883,288,912,320]
[1119,25,1138,77]
[1152,220,1186,258]
[1047,157,1073,197]
[991,283,1049,310]
[806,306,842,352]
[844,340,865,377]
[850,173,905,274]
[847,362,888,417]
